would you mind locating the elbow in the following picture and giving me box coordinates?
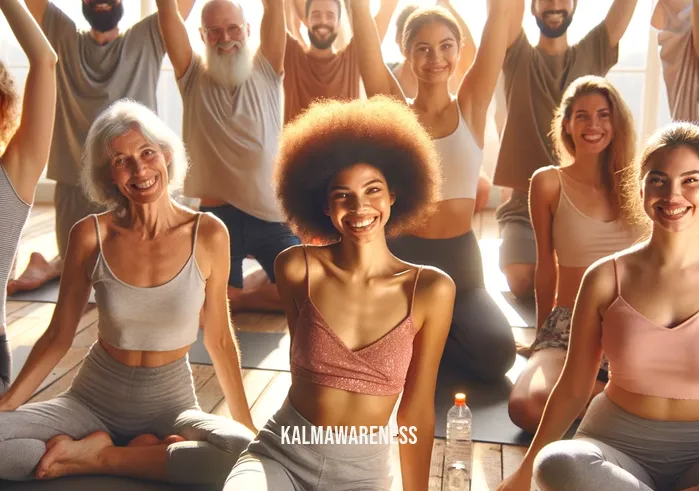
[34,48,58,67]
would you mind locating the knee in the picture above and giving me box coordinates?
[508,390,548,434]
[210,425,255,459]
[503,265,535,299]
[533,442,594,491]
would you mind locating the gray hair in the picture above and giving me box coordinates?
[201,0,247,26]
[80,99,189,210]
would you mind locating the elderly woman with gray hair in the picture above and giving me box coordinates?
[0,100,255,488]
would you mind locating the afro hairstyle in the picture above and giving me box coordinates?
[275,95,442,243]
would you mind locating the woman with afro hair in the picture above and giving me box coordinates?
[348,0,516,381]
[225,96,456,490]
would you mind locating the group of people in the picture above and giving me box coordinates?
[0,0,698,489]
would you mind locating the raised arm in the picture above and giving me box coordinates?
[155,0,193,79]
[373,0,400,42]
[498,261,613,490]
[1,0,57,204]
[507,0,526,47]
[23,0,47,25]
[0,219,94,411]
[694,0,699,57]
[286,0,308,48]
[347,0,404,99]
[398,270,455,491]
[260,0,287,74]
[458,0,510,145]
[529,168,559,331]
[604,0,639,48]
[437,0,476,94]
[199,216,256,433]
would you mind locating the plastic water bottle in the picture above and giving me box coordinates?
[443,392,472,491]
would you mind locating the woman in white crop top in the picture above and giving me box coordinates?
[507,76,644,434]
[0,0,56,397]
[348,0,516,381]
[0,101,254,488]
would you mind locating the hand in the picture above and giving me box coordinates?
[516,341,534,358]
[497,466,534,491]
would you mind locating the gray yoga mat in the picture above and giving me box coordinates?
[188,328,290,371]
[434,356,578,446]
[7,279,96,305]
[0,477,213,491]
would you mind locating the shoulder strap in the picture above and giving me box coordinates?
[192,212,204,255]
[409,266,423,315]
[612,255,621,297]
[302,245,311,298]
[92,214,103,252]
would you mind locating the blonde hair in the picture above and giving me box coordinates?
[0,61,20,153]
[81,100,189,210]
[551,75,636,225]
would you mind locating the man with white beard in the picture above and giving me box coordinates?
[157,0,294,312]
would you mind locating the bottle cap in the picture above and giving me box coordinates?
[454,393,466,405]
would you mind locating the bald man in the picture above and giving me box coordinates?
[9,0,196,295]
[157,0,293,312]
[653,0,699,122]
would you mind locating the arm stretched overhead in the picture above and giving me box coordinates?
[604,0,639,48]
[1,0,57,204]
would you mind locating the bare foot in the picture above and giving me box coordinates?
[36,431,113,480]
[127,434,186,447]
[7,253,61,295]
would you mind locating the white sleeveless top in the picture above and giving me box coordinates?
[432,110,483,201]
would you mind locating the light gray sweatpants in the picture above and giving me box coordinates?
[225,398,393,490]
[0,342,254,487]
[535,392,699,491]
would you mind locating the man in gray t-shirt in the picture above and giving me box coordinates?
[8,0,195,296]
[157,0,297,312]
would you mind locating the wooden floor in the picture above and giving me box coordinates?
[8,205,540,491]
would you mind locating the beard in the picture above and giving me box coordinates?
[535,10,574,39]
[204,41,254,90]
[82,0,124,33]
[307,25,338,50]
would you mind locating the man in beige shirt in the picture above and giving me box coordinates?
[495,0,637,300]
[9,0,195,295]
[282,0,399,124]
[158,0,292,312]
[653,0,699,123]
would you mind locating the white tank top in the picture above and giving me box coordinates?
[432,110,483,201]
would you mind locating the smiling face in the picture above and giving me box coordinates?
[642,146,699,232]
[307,0,340,50]
[108,129,170,206]
[408,21,459,85]
[325,163,395,244]
[564,92,614,157]
[532,0,576,38]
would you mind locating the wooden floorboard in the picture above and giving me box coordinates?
[7,205,534,489]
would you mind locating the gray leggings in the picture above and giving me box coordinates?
[388,231,516,381]
[0,333,10,393]
[535,392,699,491]
[225,398,392,490]
[0,342,253,486]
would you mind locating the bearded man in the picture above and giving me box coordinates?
[157,0,295,312]
[282,0,399,124]
[493,0,638,300]
[8,0,195,295]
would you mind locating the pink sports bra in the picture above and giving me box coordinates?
[290,247,421,396]
[601,256,699,400]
